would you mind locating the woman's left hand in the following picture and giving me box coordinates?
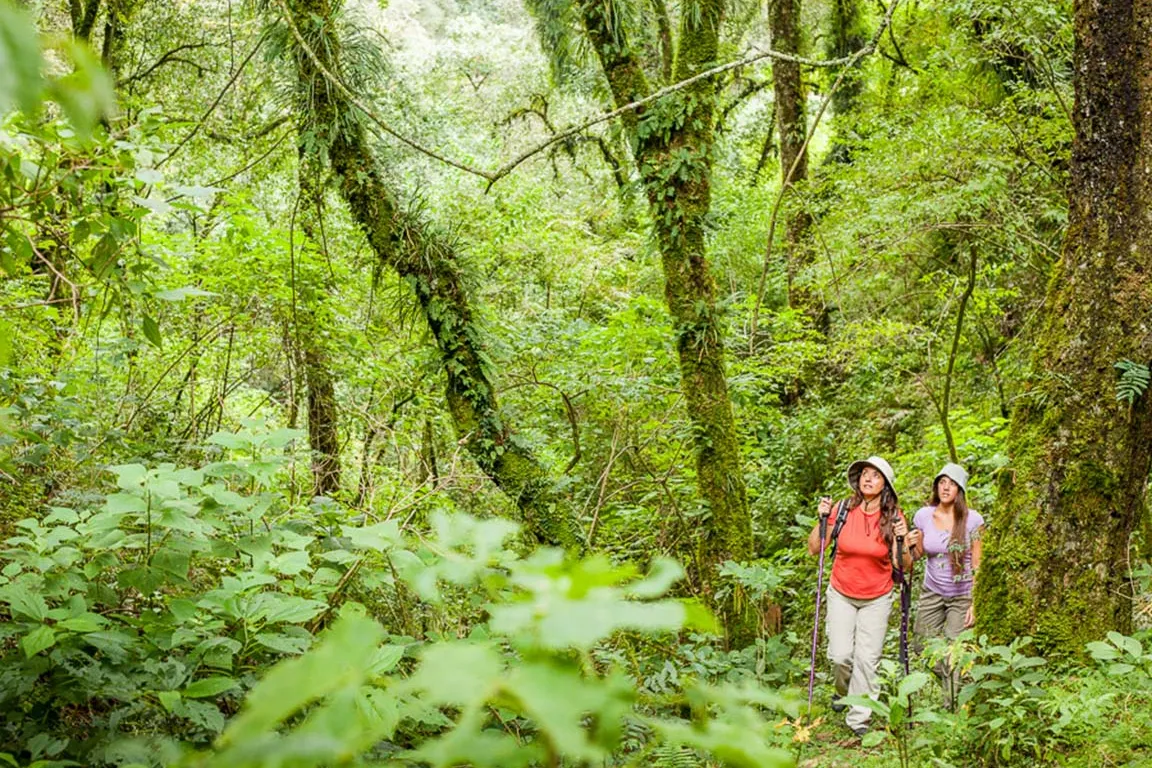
[965,603,975,628]
[893,517,909,539]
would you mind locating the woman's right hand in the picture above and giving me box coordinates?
[818,496,834,520]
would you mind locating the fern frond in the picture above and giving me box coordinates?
[1115,359,1150,405]
[523,0,586,87]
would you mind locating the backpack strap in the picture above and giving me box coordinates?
[828,499,852,561]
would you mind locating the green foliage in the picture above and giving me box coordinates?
[1114,359,1150,405]
[0,425,799,766]
[841,666,931,767]
[3,0,1149,764]
[0,1,114,134]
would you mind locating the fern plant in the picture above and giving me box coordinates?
[1115,359,1150,404]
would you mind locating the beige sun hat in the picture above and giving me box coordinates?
[934,463,968,493]
[847,456,897,499]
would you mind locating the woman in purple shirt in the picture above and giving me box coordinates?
[909,463,983,706]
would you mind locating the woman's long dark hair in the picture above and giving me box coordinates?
[848,484,901,549]
[931,480,970,571]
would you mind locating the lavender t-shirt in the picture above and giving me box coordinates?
[913,506,984,598]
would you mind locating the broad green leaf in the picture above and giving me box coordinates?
[408,642,503,706]
[1087,641,1120,660]
[367,643,406,675]
[0,2,43,115]
[255,632,311,655]
[861,730,887,747]
[155,286,218,302]
[157,690,181,713]
[142,314,162,348]
[625,557,683,598]
[103,492,147,514]
[270,550,310,576]
[184,676,239,699]
[508,661,621,758]
[1107,631,1143,658]
[44,37,115,135]
[58,613,108,633]
[250,593,327,625]
[218,613,385,742]
[897,671,931,699]
[1,582,48,621]
[342,521,401,552]
[22,625,57,657]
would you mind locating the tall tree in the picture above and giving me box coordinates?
[293,83,343,497]
[767,0,815,311]
[560,1,753,641]
[823,0,867,162]
[277,0,581,548]
[974,0,1152,650]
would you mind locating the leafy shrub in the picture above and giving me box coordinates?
[0,425,800,767]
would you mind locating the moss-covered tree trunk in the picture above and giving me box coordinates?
[291,31,344,498]
[768,0,812,309]
[974,0,1152,651]
[576,0,754,644]
[823,0,867,163]
[283,0,579,548]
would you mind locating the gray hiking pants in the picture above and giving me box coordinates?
[826,586,894,731]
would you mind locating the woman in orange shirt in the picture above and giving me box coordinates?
[807,455,916,736]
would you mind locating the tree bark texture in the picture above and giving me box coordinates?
[974,0,1152,651]
[823,0,867,162]
[284,0,580,548]
[292,66,344,498]
[100,0,139,81]
[768,0,812,308]
[576,0,754,643]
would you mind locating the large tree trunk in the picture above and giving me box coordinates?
[974,0,1152,651]
[576,0,754,643]
[768,0,812,309]
[823,0,867,163]
[283,0,580,549]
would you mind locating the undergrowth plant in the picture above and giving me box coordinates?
[0,424,800,767]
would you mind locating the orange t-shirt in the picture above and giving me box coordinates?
[830,505,905,600]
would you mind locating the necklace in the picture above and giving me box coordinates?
[861,499,880,536]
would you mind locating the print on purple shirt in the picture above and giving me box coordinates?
[912,506,985,598]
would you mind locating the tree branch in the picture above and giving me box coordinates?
[274,0,903,191]
[157,31,269,168]
[119,42,215,85]
[940,243,978,463]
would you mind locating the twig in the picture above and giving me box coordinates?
[940,244,978,463]
[274,0,494,180]
[157,30,269,168]
[120,42,216,85]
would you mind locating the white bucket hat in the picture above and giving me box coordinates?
[847,456,897,499]
[935,463,968,493]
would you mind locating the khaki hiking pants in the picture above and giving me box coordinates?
[826,586,894,731]
[914,589,971,709]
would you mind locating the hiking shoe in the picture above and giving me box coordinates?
[851,725,869,738]
[831,696,847,713]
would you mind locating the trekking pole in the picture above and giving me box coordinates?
[807,502,831,714]
[896,535,910,677]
